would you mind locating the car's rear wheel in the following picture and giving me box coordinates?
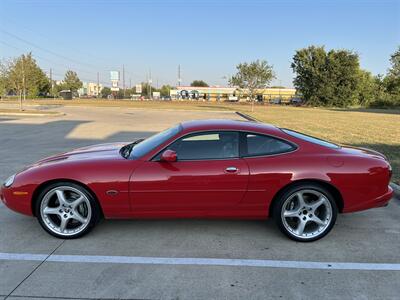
[273,184,338,242]
[35,182,100,239]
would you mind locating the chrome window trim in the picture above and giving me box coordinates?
[241,132,298,158]
[151,130,240,162]
[150,129,299,162]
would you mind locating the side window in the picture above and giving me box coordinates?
[168,131,239,160]
[245,133,295,156]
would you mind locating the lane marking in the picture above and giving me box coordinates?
[1,252,400,271]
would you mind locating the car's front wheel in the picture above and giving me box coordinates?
[35,182,100,239]
[273,183,338,242]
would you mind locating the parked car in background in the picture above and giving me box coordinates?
[227,95,239,102]
[291,97,303,105]
[270,98,282,104]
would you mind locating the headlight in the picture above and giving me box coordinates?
[4,174,16,188]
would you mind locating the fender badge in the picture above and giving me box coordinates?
[106,190,119,196]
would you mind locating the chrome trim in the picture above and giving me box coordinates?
[225,167,238,172]
[150,129,299,162]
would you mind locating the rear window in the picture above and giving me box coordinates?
[245,133,295,156]
[281,129,340,149]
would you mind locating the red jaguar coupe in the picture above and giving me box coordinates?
[1,119,393,241]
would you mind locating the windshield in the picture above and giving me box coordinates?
[281,128,340,149]
[128,124,182,159]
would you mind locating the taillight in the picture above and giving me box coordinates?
[389,165,392,180]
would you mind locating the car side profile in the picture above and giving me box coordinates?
[0,119,393,241]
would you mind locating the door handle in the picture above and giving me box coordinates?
[225,166,238,173]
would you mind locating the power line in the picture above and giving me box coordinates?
[0,29,102,71]
[0,34,173,87]
[1,15,115,69]
[47,70,109,85]
[0,39,102,76]
[1,40,109,85]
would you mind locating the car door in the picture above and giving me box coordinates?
[129,131,249,211]
[241,132,299,213]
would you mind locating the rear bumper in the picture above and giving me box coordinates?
[343,186,394,213]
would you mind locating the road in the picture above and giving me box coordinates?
[0,105,399,300]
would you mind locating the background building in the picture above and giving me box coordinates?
[170,86,297,102]
[78,82,103,97]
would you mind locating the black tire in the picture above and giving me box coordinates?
[35,181,101,239]
[272,183,338,242]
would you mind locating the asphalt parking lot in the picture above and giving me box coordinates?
[0,106,399,300]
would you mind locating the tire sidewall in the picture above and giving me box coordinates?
[273,183,338,242]
[35,182,100,239]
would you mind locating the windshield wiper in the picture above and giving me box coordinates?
[120,138,144,158]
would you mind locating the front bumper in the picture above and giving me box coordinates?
[0,185,33,216]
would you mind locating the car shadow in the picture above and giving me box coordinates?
[0,119,156,179]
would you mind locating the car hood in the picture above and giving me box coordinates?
[30,142,130,168]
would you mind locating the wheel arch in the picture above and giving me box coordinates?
[31,178,104,218]
[268,179,344,217]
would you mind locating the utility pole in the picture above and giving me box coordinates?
[50,68,54,99]
[178,64,181,87]
[129,78,132,89]
[97,72,100,98]
[145,73,148,99]
[122,65,125,98]
[148,69,152,100]
[21,57,25,110]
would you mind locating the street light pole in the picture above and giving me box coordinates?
[149,69,152,100]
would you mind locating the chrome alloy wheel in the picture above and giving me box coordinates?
[281,189,332,240]
[40,186,92,237]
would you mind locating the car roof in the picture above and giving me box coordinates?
[180,119,282,135]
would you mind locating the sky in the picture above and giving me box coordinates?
[0,0,399,88]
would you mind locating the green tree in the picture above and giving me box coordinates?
[291,46,360,107]
[52,80,63,95]
[140,82,158,98]
[63,70,82,92]
[8,53,50,109]
[160,85,173,97]
[0,60,10,97]
[190,80,209,87]
[326,49,360,106]
[291,46,327,106]
[100,87,111,98]
[384,46,400,104]
[229,59,275,111]
[388,46,400,78]
[356,70,377,106]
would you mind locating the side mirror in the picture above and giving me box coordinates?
[160,150,177,162]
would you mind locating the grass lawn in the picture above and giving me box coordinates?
[248,106,400,185]
[2,99,400,184]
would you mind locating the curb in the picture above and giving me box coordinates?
[0,112,64,117]
[235,112,260,122]
[390,182,400,200]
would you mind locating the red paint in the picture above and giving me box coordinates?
[1,120,393,219]
[160,149,177,162]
